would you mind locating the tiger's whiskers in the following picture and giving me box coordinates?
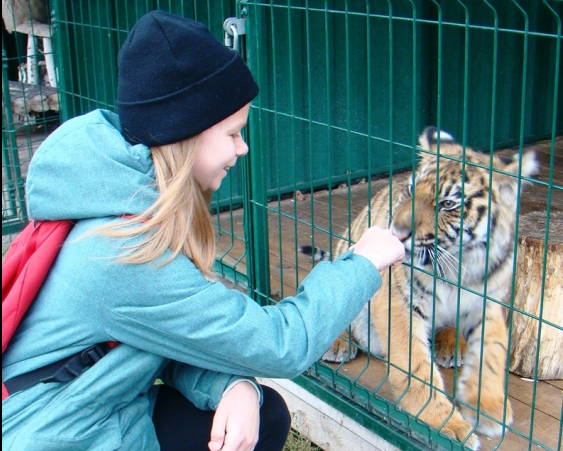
[436,245,467,281]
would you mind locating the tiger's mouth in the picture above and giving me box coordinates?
[405,243,464,279]
[400,237,431,265]
[407,245,432,267]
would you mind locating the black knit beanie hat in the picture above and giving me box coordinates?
[116,11,259,147]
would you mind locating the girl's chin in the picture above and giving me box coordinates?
[209,179,224,192]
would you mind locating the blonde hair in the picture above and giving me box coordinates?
[94,136,216,276]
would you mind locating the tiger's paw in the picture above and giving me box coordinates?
[322,337,358,363]
[460,397,513,437]
[413,403,481,450]
[434,327,467,368]
[408,395,481,449]
[439,420,481,450]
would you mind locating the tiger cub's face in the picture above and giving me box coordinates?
[390,127,537,282]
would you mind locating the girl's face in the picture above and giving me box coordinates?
[193,103,250,192]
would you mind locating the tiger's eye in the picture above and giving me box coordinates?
[441,200,456,210]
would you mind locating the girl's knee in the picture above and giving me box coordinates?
[262,386,290,423]
[258,385,291,449]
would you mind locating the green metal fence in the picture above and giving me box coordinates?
[2,2,60,240]
[2,1,562,450]
[243,2,562,451]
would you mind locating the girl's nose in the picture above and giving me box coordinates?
[237,139,249,156]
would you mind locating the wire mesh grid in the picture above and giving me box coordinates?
[232,1,562,450]
[2,4,60,246]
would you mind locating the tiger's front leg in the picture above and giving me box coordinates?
[373,292,480,449]
[458,303,513,436]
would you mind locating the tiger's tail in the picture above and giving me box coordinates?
[299,245,331,262]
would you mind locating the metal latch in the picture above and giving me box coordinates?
[223,17,246,52]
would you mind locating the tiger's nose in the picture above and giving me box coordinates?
[391,225,411,242]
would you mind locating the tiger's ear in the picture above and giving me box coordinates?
[418,126,457,151]
[496,151,538,200]
[417,127,461,166]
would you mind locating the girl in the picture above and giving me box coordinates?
[2,11,404,451]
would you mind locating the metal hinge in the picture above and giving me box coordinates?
[223,17,246,52]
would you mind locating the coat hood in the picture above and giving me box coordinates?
[26,109,158,220]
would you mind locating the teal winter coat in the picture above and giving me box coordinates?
[2,109,382,450]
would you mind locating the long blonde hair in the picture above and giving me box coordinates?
[94,136,216,276]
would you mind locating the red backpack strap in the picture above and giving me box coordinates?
[2,220,74,400]
[2,220,74,353]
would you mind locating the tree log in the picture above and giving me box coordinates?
[509,211,562,380]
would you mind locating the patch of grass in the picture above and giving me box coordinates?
[283,429,323,451]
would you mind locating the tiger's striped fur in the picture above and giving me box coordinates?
[305,127,538,449]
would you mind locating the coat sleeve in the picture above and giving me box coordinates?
[158,361,263,410]
[99,246,382,380]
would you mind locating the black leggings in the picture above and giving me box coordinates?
[152,384,291,451]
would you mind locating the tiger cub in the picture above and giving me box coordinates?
[302,127,538,449]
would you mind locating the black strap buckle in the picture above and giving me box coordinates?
[40,343,112,384]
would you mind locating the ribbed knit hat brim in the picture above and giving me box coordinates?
[116,11,259,147]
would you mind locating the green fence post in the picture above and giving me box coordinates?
[244,2,271,306]
[2,44,28,234]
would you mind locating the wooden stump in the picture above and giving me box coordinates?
[509,211,563,380]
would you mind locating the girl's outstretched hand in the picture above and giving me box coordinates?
[351,225,405,271]
[208,381,260,451]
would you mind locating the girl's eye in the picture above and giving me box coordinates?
[232,132,241,138]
